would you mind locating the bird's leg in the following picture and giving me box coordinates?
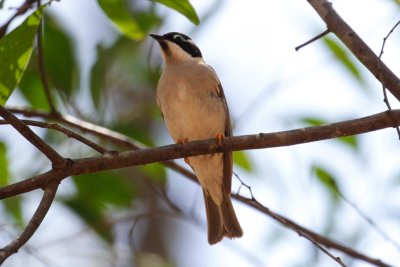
[177,137,190,164]
[215,133,225,148]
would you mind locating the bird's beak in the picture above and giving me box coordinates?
[149,33,164,42]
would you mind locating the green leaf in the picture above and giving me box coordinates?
[43,14,79,97]
[0,5,46,105]
[301,117,359,151]
[112,121,155,147]
[97,0,145,40]
[19,70,50,110]
[0,142,24,227]
[233,151,253,172]
[72,172,137,207]
[301,117,326,126]
[90,45,107,109]
[323,37,362,82]
[2,197,24,228]
[141,163,167,184]
[64,196,113,243]
[152,0,199,25]
[62,172,139,243]
[338,135,358,151]
[312,165,340,201]
[0,142,8,184]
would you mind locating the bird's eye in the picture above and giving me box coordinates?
[173,34,186,42]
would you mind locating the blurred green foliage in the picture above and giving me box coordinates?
[0,5,45,105]
[0,142,23,228]
[323,36,364,84]
[0,0,199,263]
[312,165,340,202]
[97,0,146,40]
[0,0,382,266]
[301,116,359,151]
[152,0,200,25]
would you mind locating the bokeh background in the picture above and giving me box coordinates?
[1,0,400,266]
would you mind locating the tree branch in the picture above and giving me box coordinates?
[7,106,199,182]
[1,109,398,266]
[0,181,59,264]
[0,119,109,154]
[235,195,391,267]
[0,105,64,165]
[0,0,36,38]
[36,18,57,113]
[1,109,399,200]
[307,0,400,101]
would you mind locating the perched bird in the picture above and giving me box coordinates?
[150,32,243,244]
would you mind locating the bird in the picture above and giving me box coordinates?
[150,32,243,244]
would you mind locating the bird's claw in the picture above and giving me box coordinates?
[215,133,225,147]
[177,137,190,164]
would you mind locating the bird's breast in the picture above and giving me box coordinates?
[156,67,226,142]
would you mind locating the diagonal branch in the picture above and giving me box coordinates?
[0,181,59,264]
[0,0,36,38]
[0,106,64,165]
[7,106,199,182]
[235,194,391,267]
[0,119,109,154]
[307,0,400,101]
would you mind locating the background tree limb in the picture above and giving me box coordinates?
[307,0,400,101]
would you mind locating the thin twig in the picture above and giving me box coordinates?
[377,19,400,139]
[0,181,59,264]
[339,192,400,252]
[233,195,391,267]
[0,119,109,154]
[8,106,199,182]
[0,0,36,38]
[234,172,347,266]
[36,10,57,113]
[0,106,64,165]
[307,0,400,101]
[295,29,330,51]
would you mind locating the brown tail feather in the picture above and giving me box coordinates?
[203,190,243,245]
[220,192,243,238]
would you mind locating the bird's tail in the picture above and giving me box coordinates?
[203,190,243,245]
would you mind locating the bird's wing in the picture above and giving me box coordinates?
[217,82,233,195]
[207,65,233,195]
[207,64,233,194]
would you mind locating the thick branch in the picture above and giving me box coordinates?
[307,0,400,101]
[0,110,397,266]
[0,106,64,165]
[1,110,400,199]
[0,181,59,264]
[7,106,199,182]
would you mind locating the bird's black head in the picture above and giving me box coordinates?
[150,32,202,58]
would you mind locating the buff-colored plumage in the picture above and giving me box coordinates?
[151,33,243,244]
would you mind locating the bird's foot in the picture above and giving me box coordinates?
[213,133,226,155]
[215,133,225,147]
[177,137,190,164]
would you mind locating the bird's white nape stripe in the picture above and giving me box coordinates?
[173,34,187,42]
